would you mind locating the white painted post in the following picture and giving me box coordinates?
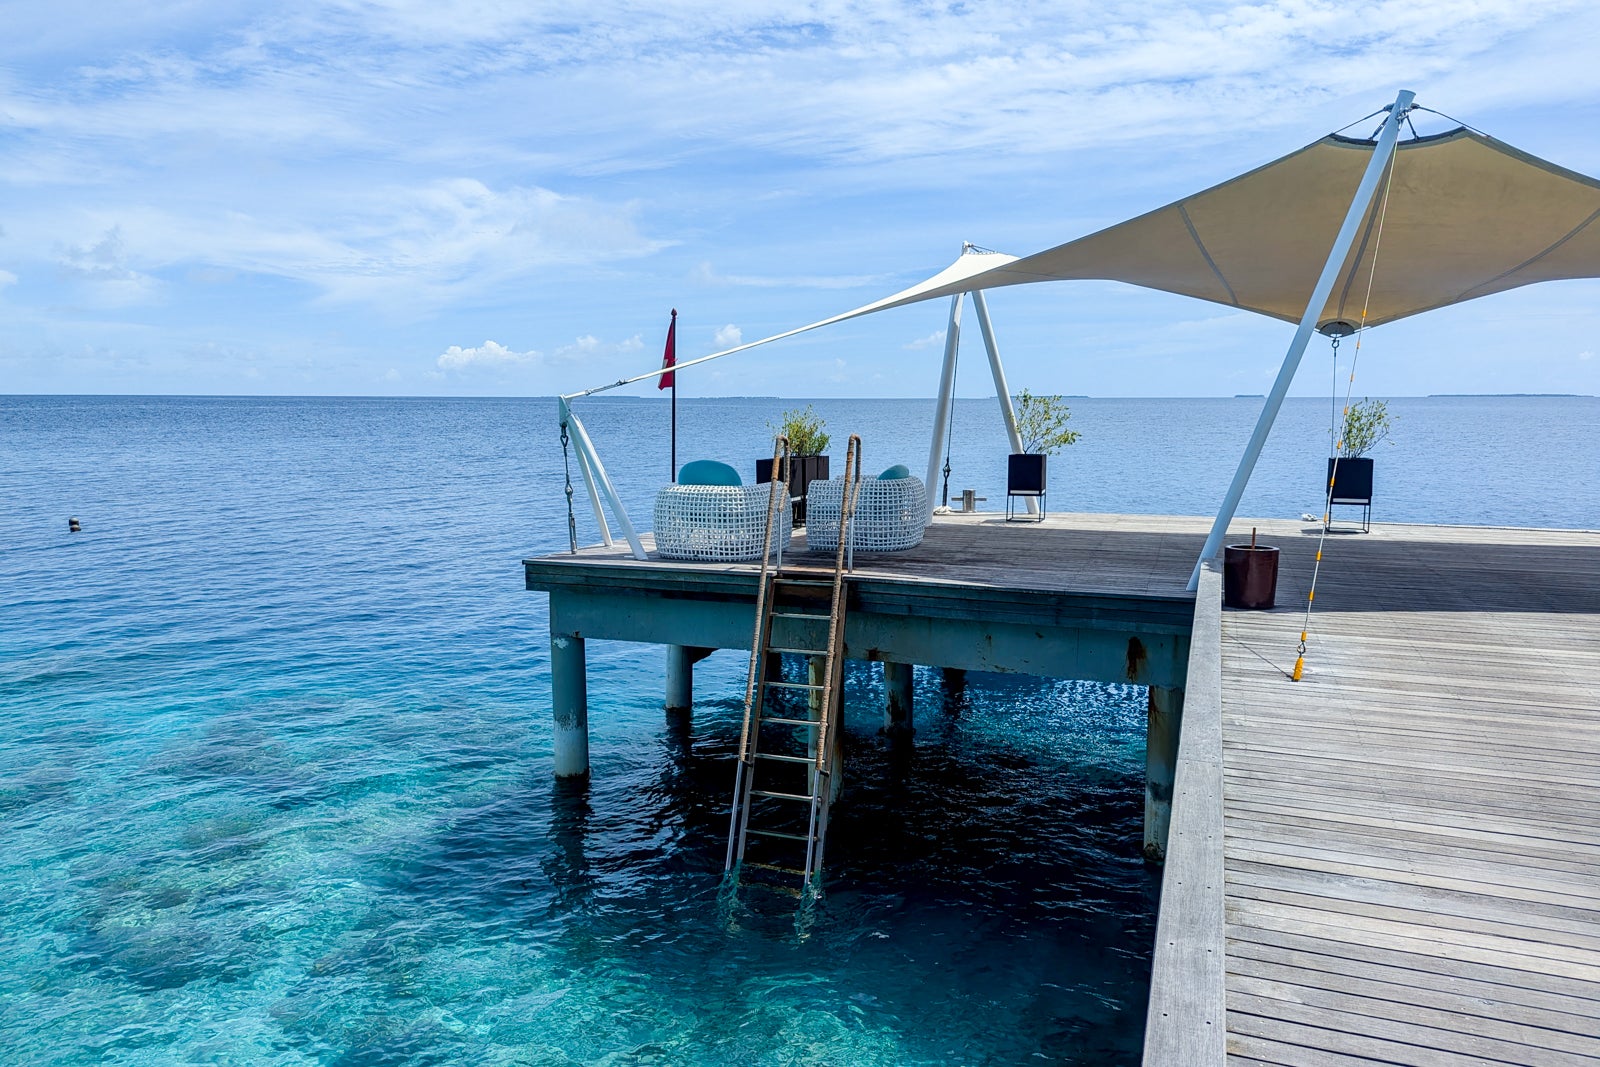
[924,292,964,524]
[1187,89,1416,592]
[551,632,590,777]
[666,644,693,713]
[972,289,1037,516]
[559,397,612,547]
[562,401,648,561]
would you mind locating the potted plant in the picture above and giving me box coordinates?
[757,404,831,526]
[1007,388,1080,521]
[1325,398,1393,531]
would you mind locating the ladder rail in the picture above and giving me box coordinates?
[726,435,794,872]
[727,434,861,896]
[813,434,861,776]
[803,434,861,887]
[736,434,793,759]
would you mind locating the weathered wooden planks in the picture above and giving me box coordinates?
[1216,520,1600,1064]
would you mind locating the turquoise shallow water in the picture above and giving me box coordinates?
[2,394,1594,1065]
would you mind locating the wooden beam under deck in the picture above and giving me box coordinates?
[526,512,1205,689]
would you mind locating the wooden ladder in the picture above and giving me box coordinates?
[725,434,862,897]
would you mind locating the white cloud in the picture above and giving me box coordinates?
[19,180,666,313]
[904,329,944,350]
[0,270,16,287]
[437,339,538,370]
[714,323,742,347]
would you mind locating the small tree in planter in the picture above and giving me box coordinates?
[759,405,831,525]
[1326,398,1394,531]
[1007,389,1080,520]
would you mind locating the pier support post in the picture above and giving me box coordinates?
[1144,684,1184,862]
[941,666,967,713]
[666,644,693,713]
[884,661,914,741]
[552,632,590,778]
[665,645,713,715]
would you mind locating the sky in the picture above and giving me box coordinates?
[3,0,1599,399]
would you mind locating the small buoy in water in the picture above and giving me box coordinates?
[68,517,82,533]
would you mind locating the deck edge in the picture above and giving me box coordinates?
[1143,557,1227,1065]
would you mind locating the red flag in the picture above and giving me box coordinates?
[658,308,677,389]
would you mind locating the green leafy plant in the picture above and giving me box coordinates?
[1339,398,1394,458]
[1014,389,1081,454]
[770,404,830,456]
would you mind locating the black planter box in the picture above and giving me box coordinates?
[756,454,829,526]
[1006,453,1047,520]
[1327,456,1374,503]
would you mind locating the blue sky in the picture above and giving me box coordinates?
[3,1,1598,398]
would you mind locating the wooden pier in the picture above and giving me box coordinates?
[1145,517,1600,1065]
[525,512,1600,1061]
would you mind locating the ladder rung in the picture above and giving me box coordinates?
[742,861,807,877]
[747,828,811,842]
[774,577,834,587]
[767,645,829,656]
[750,788,814,802]
[771,610,831,621]
[754,752,815,765]
[762,680,826,692]
[760,715,820,728]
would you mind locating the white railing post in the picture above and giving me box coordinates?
[1187,89,1415,591]
[560,398,647,560]
[559,397,613,547]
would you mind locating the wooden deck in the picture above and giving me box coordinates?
[535,512,1600,1061]
[539,509,1207,600]
[1195,519,1600,1065]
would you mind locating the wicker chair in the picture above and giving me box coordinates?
[653,483,791,562]
[805,476,926,553]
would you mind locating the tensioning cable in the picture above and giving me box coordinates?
[1292,151,1399,682]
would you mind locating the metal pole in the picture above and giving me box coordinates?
[559,397,612,547]
[923,292,963,525]
[564,401,648,560]
[972,289,1037,517]
[1187,89,1415,592]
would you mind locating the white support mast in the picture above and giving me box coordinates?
[971,289,1036,516]
[924,292,964,524]
[1186,88,1415,592]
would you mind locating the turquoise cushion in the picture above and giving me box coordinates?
[878,464,912,480]
[678,459,742,486]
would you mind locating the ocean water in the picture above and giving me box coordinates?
[1,394,1594,1066]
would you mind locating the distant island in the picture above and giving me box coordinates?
[1235,393,1265,398]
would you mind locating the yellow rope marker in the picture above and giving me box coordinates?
[1294,133,1399,682]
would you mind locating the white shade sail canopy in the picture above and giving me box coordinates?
[947,127,1600,330]
[848,127,1600,332]
[576,123,1600,399]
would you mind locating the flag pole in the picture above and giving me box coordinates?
[665,309,678,481]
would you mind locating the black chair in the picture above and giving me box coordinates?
[1006,453,1046,521]
[1324,457,1373,533]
